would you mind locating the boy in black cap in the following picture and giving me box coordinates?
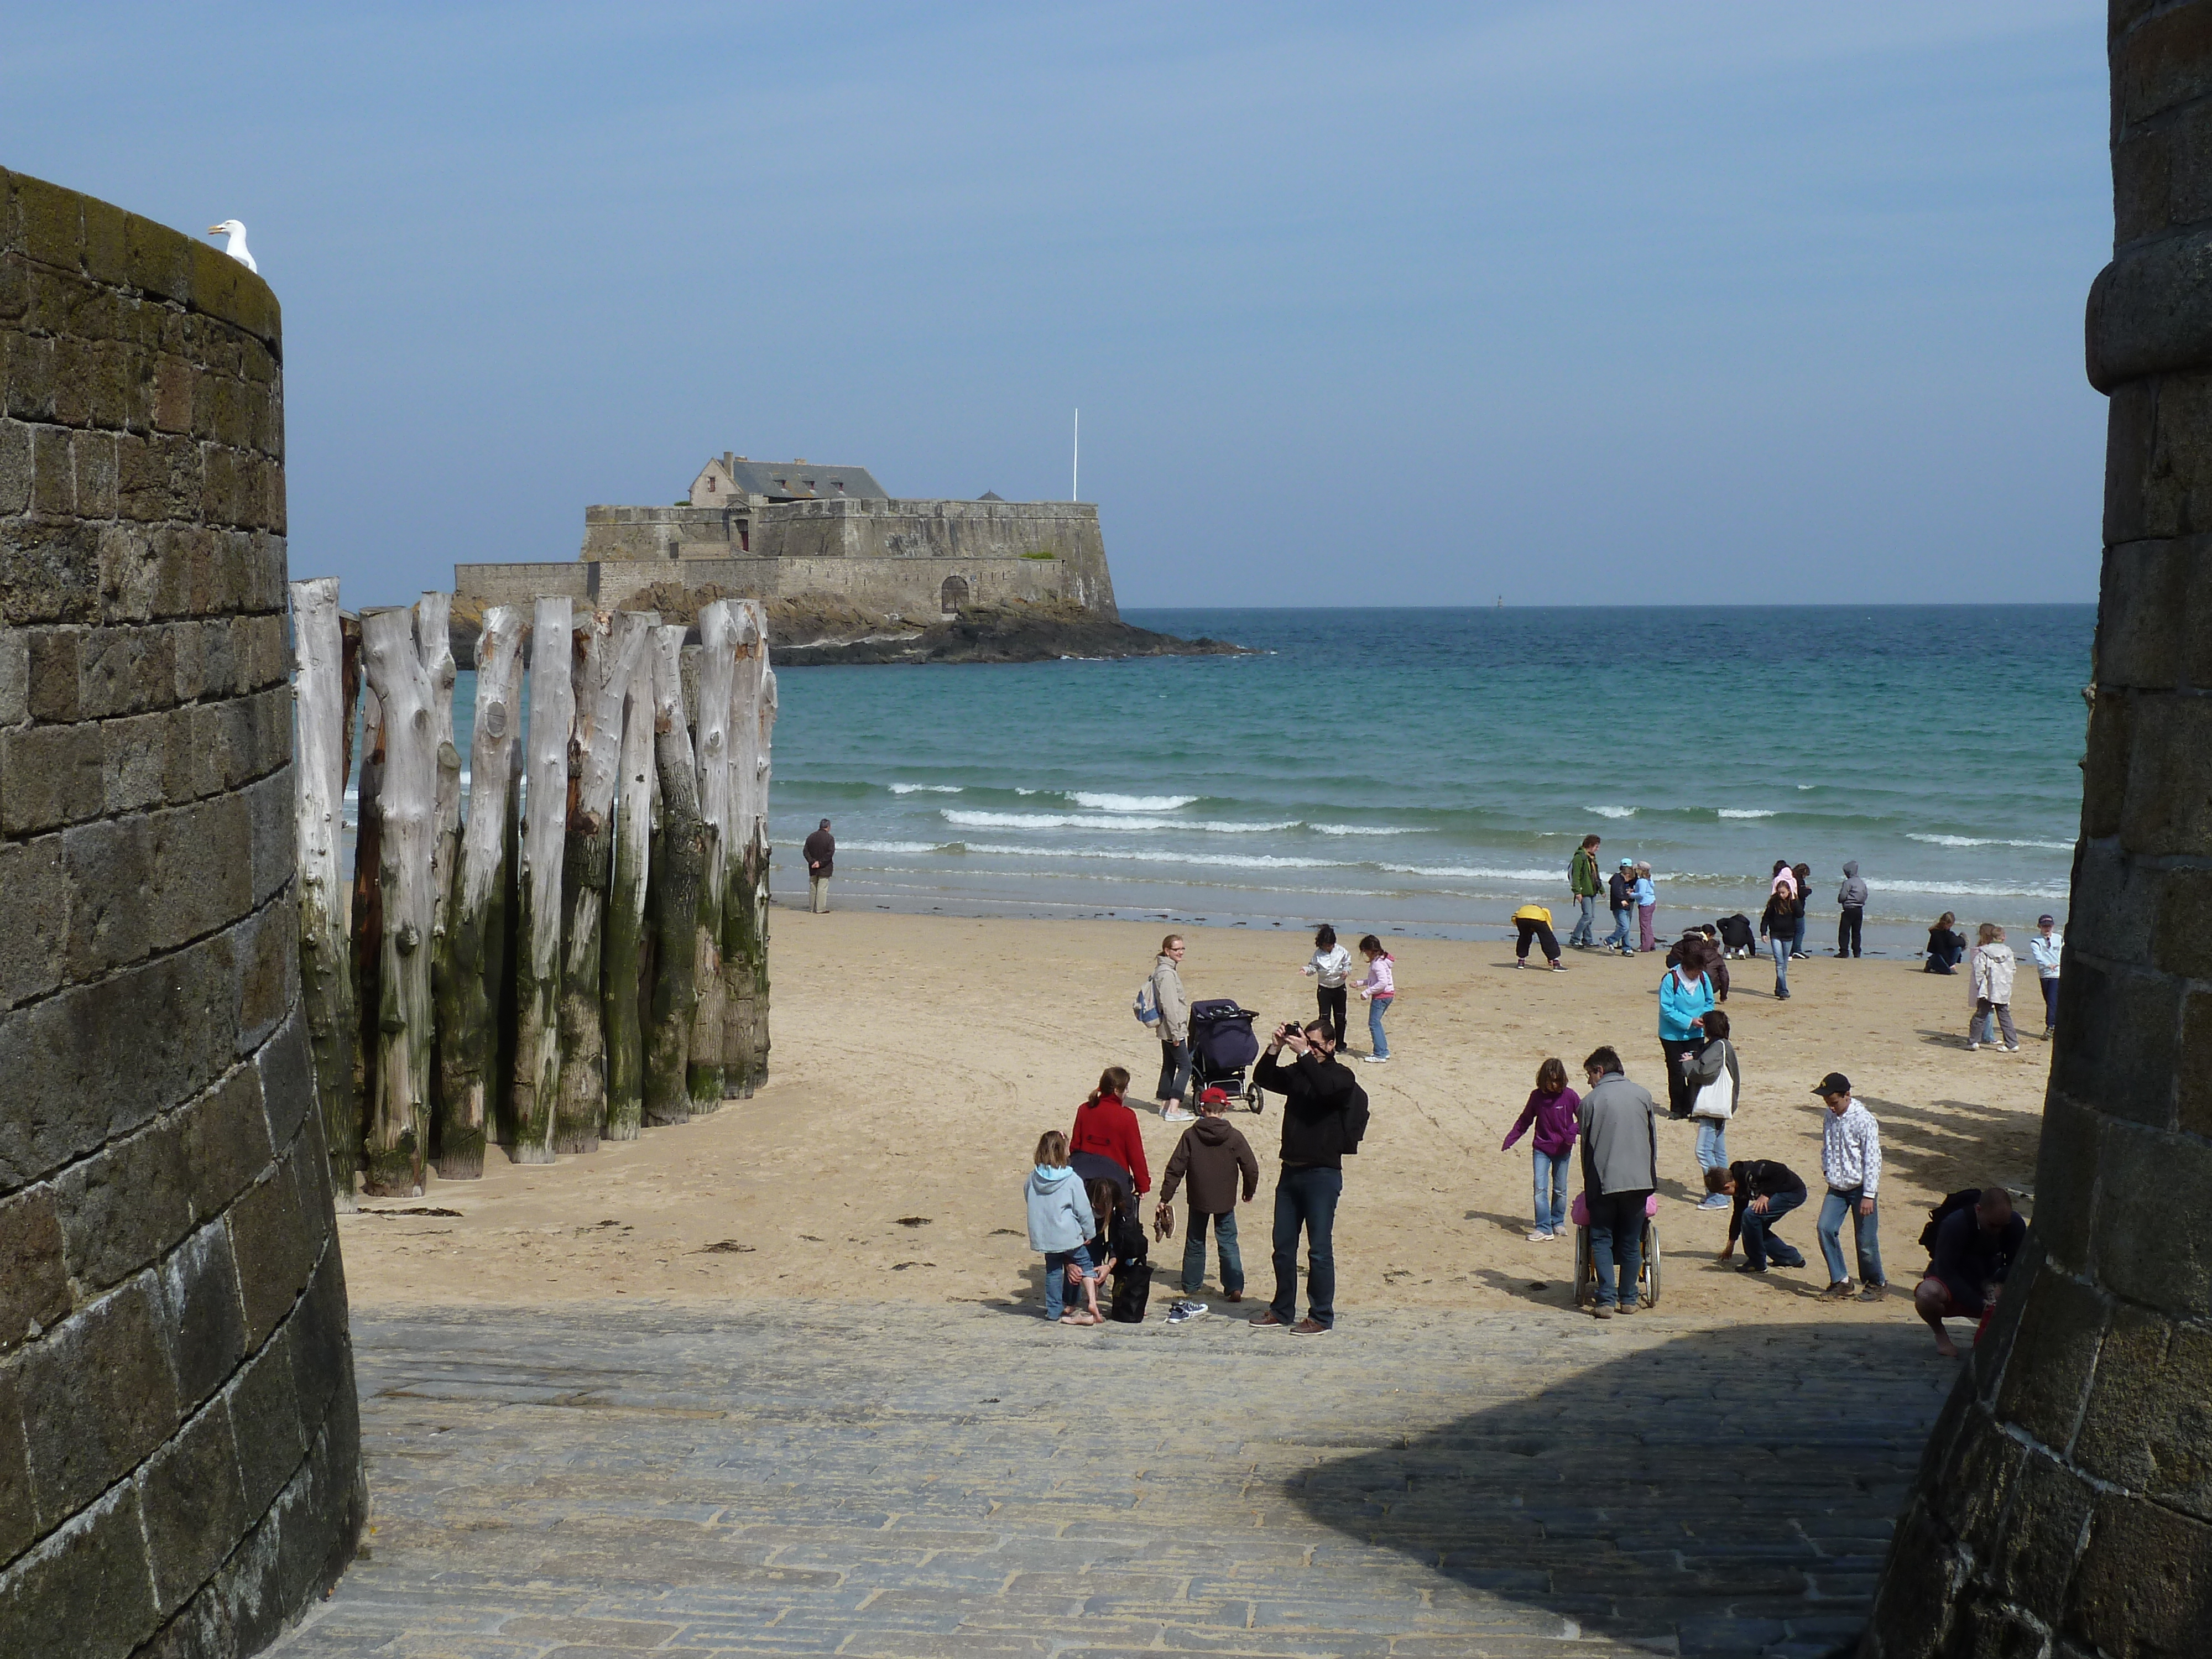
[1813,1072,1885,1301]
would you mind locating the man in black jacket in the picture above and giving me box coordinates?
[1708,1159,1809,1274]
[802,818,835,913]
[1249,1019,1364,1334]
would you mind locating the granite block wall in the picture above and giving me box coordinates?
[0,165,366,1658]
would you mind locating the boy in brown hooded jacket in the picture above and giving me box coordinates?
[1158,1086,1261,1301]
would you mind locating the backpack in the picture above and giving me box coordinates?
[1326,1081,1372,1157]
[1133,975,1160,1027]
[1109,1262,1153,1323]
[1919,1189,1981,1255]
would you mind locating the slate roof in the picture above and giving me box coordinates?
[716,455,888,500]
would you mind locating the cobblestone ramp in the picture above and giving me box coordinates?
[269,1302,1949,1658]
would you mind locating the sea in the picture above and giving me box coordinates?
[372,606,2091,956]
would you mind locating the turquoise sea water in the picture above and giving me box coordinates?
[761,606,2093,951]
[385,607,2089,952]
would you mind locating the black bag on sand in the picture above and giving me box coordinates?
[1110,1262,1153,1323]
[1919,1188,1981,1255]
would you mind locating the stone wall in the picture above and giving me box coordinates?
[0,166,365,1656]
[1856,6,2212,1651]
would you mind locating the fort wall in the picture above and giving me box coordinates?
[0,166,365,1657]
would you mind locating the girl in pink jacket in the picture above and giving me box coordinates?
[1355,935,1395,1065]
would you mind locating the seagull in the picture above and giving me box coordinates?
[206,220,257,273]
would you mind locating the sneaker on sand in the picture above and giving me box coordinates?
[1697,1195,1731,1210]
[2004,1044,2021,1053]
[1858,1284,1886,1303]
[1967,1041,1980,1051]
[1820,1282,1854,1301]
[1162,1106,1196,1122]
[1360,1055,1390,1065]
[1526,1228,1553,1242]
[1165,1300,1209,1325]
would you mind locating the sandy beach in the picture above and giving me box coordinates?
[337,907,2047,1330]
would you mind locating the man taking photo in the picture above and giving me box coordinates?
[1250,1018,1366,1334]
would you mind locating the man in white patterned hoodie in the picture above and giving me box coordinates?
[1813,1072,1885,1303]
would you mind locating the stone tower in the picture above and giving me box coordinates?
[1856,6,2212,1651]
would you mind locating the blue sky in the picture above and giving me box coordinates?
[7,3,2108,607]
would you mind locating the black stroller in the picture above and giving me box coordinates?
[1189,999,1264,1113]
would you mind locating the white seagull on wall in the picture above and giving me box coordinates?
[206,219,257,273]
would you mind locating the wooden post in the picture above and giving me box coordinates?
[552,611,650,1153]
[415,591,461,1167]
[602,616,655,1141]
[432,604,522,1178]
[752,663,778,1080]
[289,577,359,1209]
[686,602,737,1110]
[643,624,708,1128]
[359,607,439,1197]
[349,681,384,1146]
[509,596,575,1163]
[720,602,763,1097]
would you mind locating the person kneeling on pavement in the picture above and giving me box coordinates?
[1915,1187,2027,1359]
[1578,1046,1660,1320]
[1710,1160,1808,1274]
[1249,1019,1368,1334]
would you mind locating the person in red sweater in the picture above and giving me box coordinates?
[1070,1066,1151,1197]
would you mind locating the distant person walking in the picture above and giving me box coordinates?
[1760,883,1796,1000]
[1657,947,1715,1118]
[1567,834,1604,948]
[1790,863,1813,959]
[1152,935,1193,1117]
[1578,1047,1660,1319]
[1709,1157,1809,1274]
[803,818,836,912]
[1354,935,1395,1063]
[2028,915,2063,1039]
[1835,862,1868,958]
[1251,1018,1368,1333]
[1502,1057,1579,1241]
[1159,1086,1261,1303]
[1924,912,1966,974]
[1968,924,2020,1052]
[1634,863,1657,953]
[1682,1008,1739,1204]
[1300,925,1352,1047]
[1511,902,1564,969]
[1813,1072,1885,1302]
[1605,860,1636,954]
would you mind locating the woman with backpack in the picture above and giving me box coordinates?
[1147,935,1192,1119]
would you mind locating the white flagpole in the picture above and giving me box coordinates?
[1072,408,1079,502]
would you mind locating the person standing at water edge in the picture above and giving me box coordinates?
[1813,1073,1885,1302]
[1250,1019,1365,1333]
[1501,1057,1578,1241]
[1760,882,1796,1000]
[1789,863,1813,959]
[2028,915,2063,1039]
[1354,935,1395,1062]
[1300,925,1350,1046]
[804,819,836,912]
[1578,1047,1660,1319]
[1835,862,1868,958]
[1634,863,1657,953]
[1152,936,1192,1117]
[1567,834,1603,949]
[1605,860,1636,954]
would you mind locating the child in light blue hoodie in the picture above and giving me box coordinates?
[1025,1130,1101,1324]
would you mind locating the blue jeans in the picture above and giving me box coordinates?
[1739,1187,1807,1271]
[1769,936,1790,997]
[1042,1244,1096,1319]
[1181,1208,1244,1296]
[1693,1118,1729,1199]
[1605,907,1631,951]
[1532,1149,1571,1233]
[1588,1188,1649,1310]
[1368,996,1392,1058]
[1271,1165,1343,1327]
[1569,894,1597,947]
[1818,1188,1884,1287]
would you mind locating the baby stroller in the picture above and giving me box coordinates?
[1189,999,1264,1113]
[1571,1191,1662,1310]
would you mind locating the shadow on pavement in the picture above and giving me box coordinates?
[1286,1319,1948,1658]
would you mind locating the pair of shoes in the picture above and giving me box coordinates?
[1858,1284,1885,1303]
[1162,1106,1196,1121]
[1526,1228,1553,1242]
[1165,1300,1208,1325]
[1360,1055,1389,1065]
[1592,1305,1614,1320]
[1248,1309,1289,1328]
[1819,1282,1854,1302]
[1291,1318,1329,1335]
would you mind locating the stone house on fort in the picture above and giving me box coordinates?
[456,453,1118,623]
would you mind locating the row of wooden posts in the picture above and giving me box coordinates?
[289,581,776,1204]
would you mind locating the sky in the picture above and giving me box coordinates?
[5,3,2110,608]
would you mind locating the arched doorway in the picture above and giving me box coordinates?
[939,575,969,615]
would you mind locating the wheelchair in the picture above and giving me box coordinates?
[1571,1193,1662,1310]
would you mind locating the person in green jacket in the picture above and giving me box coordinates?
[1567,834,1603,950]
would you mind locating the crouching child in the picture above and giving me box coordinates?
[1026,1130,1100,1325]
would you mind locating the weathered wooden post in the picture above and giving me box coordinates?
[433,604,523,1178]
[552,610,651,1153]
[509,596,575,1162]
[290,576,359,1208]
[603,620,656,1140]
[720,602,768,1097]
[349,681,384,1150]
[687,601,737,1109]
[749,663,778,1081]
[644,623,708,1126]
[359,607,439,1196]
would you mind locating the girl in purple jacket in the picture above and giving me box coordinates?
[1503,1057,1581,1240]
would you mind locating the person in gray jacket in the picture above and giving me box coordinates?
[1834,862,1869,958]
[1577,1047,1660,1319]
[1152,935,1193,1119]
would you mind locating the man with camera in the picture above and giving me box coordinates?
[1249,1017,1368,1334]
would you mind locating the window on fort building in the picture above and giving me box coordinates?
[940,575,969,613]
[706,476,717,492]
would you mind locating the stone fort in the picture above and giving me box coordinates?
[456,453,1120,623]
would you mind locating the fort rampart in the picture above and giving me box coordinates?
[0,166,365,1656]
